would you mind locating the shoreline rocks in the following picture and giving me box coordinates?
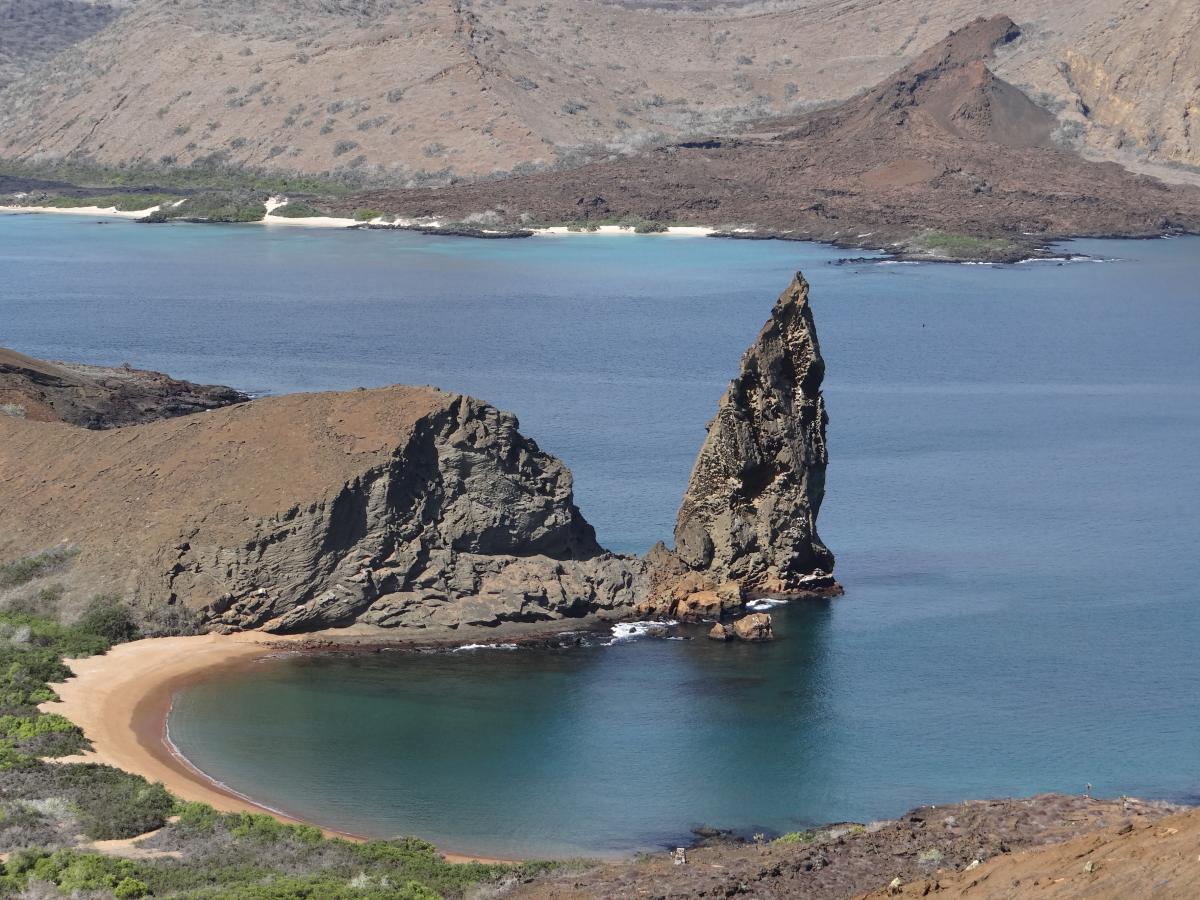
[0,346,247,429]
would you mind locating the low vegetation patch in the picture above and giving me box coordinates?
[270,200,323,218]
[774,829,816,844]
[557,215,672,233]
[911,230,1018,259]
[0,601,567,898]
[140,191,267,223]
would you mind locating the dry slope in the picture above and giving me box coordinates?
[335,16,1200,254]
[0,0,1196,181]
[0,386,643,633]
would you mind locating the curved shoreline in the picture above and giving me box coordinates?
[40,633,515,864]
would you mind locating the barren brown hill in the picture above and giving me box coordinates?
[511,794,1187,899]
[0,384,643,632]
[0,0,1195,182]
[0,346,247,428]
[0,0,119,88]
[330,15,1200,257]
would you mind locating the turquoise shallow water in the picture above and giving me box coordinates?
[3,214,1199,858]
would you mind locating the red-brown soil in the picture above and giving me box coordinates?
[509,795,1189,899]
[330,17,1200,260]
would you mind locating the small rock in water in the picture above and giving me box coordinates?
[707,623,733,641]
[732,612,774,641]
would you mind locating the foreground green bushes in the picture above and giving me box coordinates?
[0,598,564,898]
[0,801,561,898]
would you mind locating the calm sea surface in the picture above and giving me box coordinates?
[3,214,1198,857]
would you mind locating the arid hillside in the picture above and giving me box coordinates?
[0,0,1195,182]
[0,0,119,88]
[511,794,1191,899]
[333,16,1200,257]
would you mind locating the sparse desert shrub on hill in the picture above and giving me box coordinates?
[3,586,64,620]
[333,140,359,157]
[0,402,26,418]
[0,548,77,590]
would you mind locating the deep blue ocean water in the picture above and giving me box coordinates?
[3,213,1198,858]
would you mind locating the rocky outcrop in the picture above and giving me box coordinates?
[2,269,841,636]
[0,347,247,429]
[0,385,643,633]
[731,612,774,642]
[641,272,841,620]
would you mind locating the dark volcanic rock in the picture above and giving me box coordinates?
[643,272,841,616]
[0,384,645,632]
[0,346,247,429]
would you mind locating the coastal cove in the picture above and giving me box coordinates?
[4,215,1200,860]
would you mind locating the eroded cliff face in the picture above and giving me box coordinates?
[0,386,643,633]
[641,272,840,620]
[2,272,838,636]
[197,395,645,633]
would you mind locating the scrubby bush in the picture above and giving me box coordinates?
[271,200,322,218]
[142,601,203,637]
[0,548,77,590]
[352,208,382,221]
[140,192,267,223]
[52,765,174,839]
[74,596,139,644]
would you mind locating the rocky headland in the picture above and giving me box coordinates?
[1,270,837,638]
[0,346,247,428]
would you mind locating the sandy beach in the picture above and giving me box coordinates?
[0,203,163,218]
[2,202,720,237]
[39,632,510,863]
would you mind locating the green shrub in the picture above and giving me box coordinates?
[353,208,382,221]
[774,829,815,844]
[141,191,267,223]
[114,875,151,898]
[271,200,322,218]
[175,800,223,834]
[633,220,668,233]
[75,596,140,644]
[80,780,175,840]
